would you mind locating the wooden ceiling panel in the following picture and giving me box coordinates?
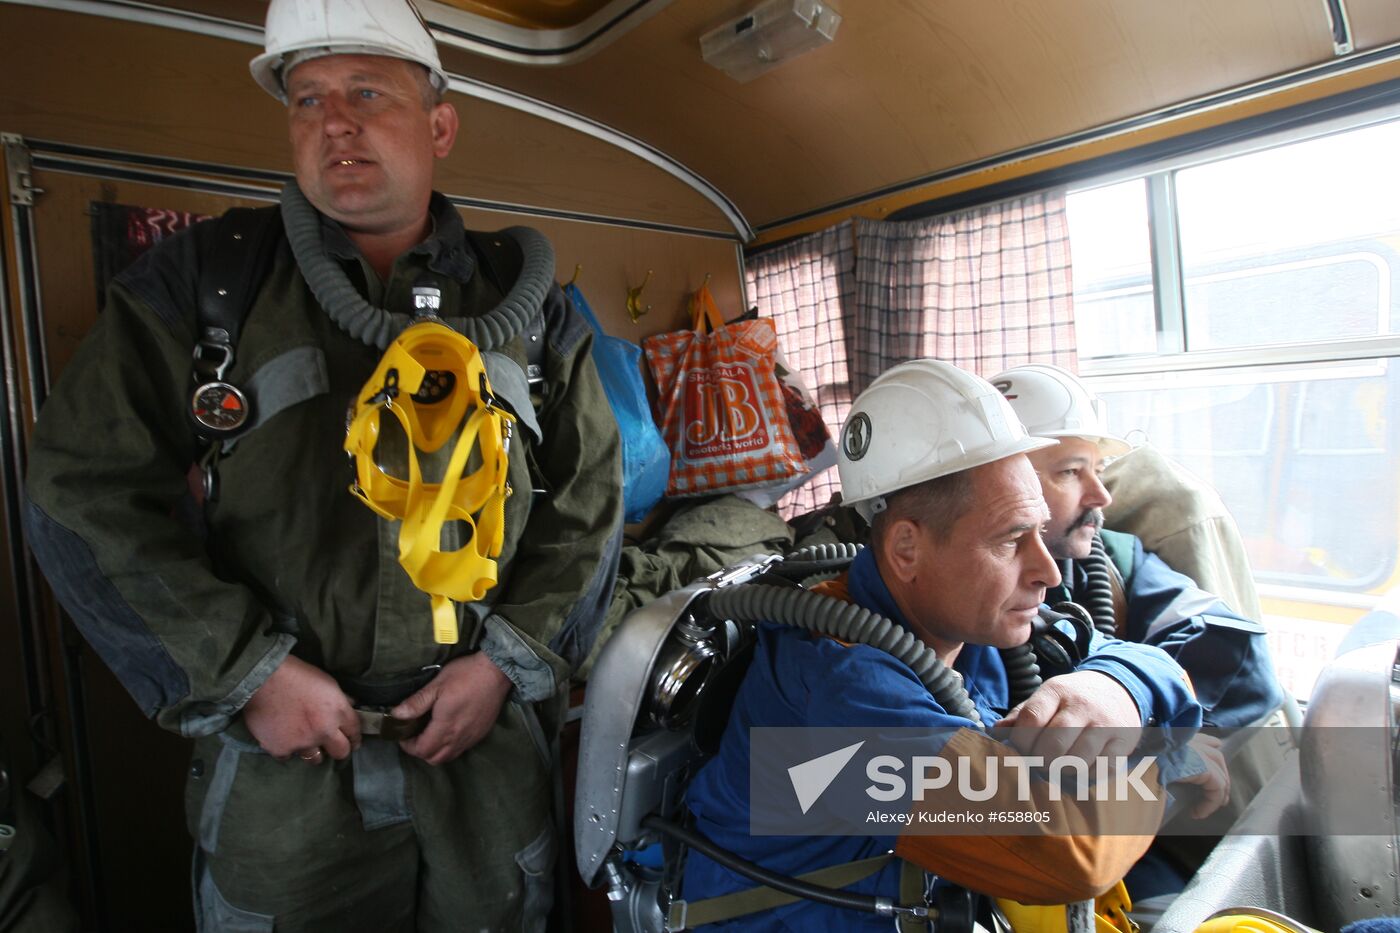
[0,5,732,235]
[0,8,286,166]
[443,0,1343,229]
[1338,0,1400,52]
[444,95,732,231]
[432,0,617,30]
[13,0,1392,236]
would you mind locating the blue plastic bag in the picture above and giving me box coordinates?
[566,283,669,522]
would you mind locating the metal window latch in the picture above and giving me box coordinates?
[3,134,44,207]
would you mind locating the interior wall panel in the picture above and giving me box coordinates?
[750,56,1400,247]
[0,147,43,839]
[459,204,744,337]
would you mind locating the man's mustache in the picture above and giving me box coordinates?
[1070,508,1104,532]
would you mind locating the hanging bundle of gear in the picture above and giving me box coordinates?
[344,291,516,645]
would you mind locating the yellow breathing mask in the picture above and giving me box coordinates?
[344,319,515,644]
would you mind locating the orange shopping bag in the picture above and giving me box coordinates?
[642,285,806,498]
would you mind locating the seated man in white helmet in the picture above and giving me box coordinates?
[22,0,622,929]
[680,359,1223,931]
[990,364,1285,910]
[989,364,1284,732]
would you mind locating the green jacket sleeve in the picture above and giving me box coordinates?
[478,283,624,702]
[24,233,293,737]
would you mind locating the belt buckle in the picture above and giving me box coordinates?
[355,706,428,742]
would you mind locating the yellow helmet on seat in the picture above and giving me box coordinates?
[1194,907,1322,933]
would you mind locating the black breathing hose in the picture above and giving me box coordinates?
[642,815,918,919]
[999,643,1042,706]
[707,579,983,725]
[1080,532,1119,636]
[768,543,866,590]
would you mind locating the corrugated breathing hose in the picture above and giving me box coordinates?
[281,179,553,351]
[706,582,983,726]
[1081,532,1119,636]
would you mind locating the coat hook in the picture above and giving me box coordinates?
[702,272,711,287]
[566,263,582,287]
[626,270,652,323]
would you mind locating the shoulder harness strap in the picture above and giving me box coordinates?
[462,228,545,387]
[189,206,283,499]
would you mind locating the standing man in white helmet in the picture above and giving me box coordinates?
[22,0,623,929]
[680,359,1220,931]
[989,364,1284,731]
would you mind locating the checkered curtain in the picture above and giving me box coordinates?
[845,190,1075,389]
[749,190,1077,517]
[745,222,856,516]
[850,190,1078,393]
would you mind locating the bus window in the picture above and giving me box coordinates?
[1067,113,1400,698]
[1064,179,1155,358]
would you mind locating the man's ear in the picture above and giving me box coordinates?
[880,518,925,584]
[430,102,459,159]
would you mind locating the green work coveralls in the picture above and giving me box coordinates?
[24,194,624,931]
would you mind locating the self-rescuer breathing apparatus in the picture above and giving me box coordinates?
[344,283,515,645]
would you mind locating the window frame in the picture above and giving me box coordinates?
[1069,106,1400,625]
[1071,101,1400,378]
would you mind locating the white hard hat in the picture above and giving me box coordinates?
[838,359,1057,523]
[250,0,449,104]
[988,363,1130,457]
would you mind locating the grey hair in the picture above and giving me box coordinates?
[870,469,975,546]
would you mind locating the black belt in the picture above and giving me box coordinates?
[353,708,428,742]
[336,665,442,741]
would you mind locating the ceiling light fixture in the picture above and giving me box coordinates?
[699,0,841,83]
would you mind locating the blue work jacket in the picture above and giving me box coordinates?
[681,549,1201,931]
[1051,530,1285,728]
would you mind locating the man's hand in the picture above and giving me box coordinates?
[243,655,362,763]
[1176,733,1230,819]
[393,653,513,767]
[995,670,1142,763]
